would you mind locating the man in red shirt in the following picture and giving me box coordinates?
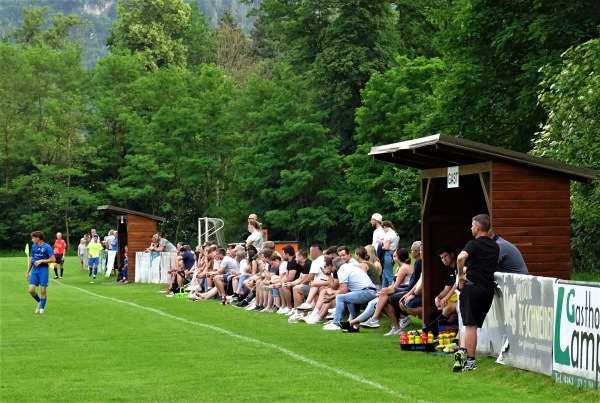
[53,232,67,279]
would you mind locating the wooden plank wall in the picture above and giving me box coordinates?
[491,162,571,279]
[127,215,159,283]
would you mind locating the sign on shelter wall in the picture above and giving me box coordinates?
[499,274,554,375]
[553,282,600,389]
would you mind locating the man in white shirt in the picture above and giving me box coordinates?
[322,258,377,331]
[296,245,326,311]
[371,213,385,248]
[337,245,361,267]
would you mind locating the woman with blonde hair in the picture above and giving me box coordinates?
[364,244,382,276]
[245,221,264,251]
[355,246,381,290]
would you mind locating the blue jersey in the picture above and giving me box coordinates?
[31,242,54,269]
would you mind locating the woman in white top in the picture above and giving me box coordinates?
[380,220,399,288]
[245,221,263,251]
[232,248,256,296]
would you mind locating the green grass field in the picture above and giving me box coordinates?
[1,257,598,402]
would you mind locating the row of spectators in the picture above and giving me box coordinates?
[158,236,430,335]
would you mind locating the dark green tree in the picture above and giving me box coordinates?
[344,56,445,242]
[310,0,399,153]
[435,0,600,152]
[0,8,97,249]
[230,64,344,245]
[100,65,238,241]
[183,1,217,68]
[396,0,448,58]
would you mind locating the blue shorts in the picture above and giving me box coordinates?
[88,257,99,266]
[29,267,49,287]
[402,294,422,309]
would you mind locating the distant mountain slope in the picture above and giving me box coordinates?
[0,0,258,67]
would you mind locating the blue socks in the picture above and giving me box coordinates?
[40,298,47,309]
[32,294,41,302]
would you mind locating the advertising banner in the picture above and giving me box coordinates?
[553,282,600,389]
[134,252,176,283]
[474,287,504,357]
[498,274,555,375]
[105,251,117,277]
[135,252,149,283]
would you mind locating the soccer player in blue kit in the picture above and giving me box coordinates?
[27,231,55,314]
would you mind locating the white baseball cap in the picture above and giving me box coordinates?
[371,213,383,222]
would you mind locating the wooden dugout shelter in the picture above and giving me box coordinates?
[97,205,166,283]
[369,134,597,324]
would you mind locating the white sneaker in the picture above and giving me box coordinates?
[322,323,341,331]
[325,312,335,320]
[35,304,40,314]
[188,293,199,300]
[322,320,333,326]
[288,312,303,323]
[297,302,315,310]
[384,326,402,336]
[400,316,412,330]
[360,317,380,328]
[328,308,335,314]
[39,309,44,314]
[285,308,296,316]
[298,313,310,322]
[277,307,290,315]
[165,293,175,298]
[305,315,322,325]
[245,300,256,311]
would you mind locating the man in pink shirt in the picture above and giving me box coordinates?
[53,232,67,279]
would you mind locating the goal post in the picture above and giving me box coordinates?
[198,217,226,247]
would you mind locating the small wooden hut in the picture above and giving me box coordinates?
[97,205,165,283]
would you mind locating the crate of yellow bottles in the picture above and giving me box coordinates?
[400,330,459,353]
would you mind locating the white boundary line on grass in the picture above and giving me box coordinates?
[55,282,428,402]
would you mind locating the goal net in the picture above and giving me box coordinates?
[198,217,226,247]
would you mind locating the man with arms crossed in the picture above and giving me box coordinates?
[28,231,55,314]
[454,214,499,372]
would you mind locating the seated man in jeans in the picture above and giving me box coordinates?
[322,257,377,331]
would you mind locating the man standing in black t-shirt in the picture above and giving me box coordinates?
[454,214,499,373]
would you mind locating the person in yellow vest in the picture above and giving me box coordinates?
[87,234,104,283]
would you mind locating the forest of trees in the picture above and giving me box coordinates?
[0,0,257,67]
[1,0,599,271]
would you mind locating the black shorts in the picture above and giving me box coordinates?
[459,283,494,328]
[55,254,64,264]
